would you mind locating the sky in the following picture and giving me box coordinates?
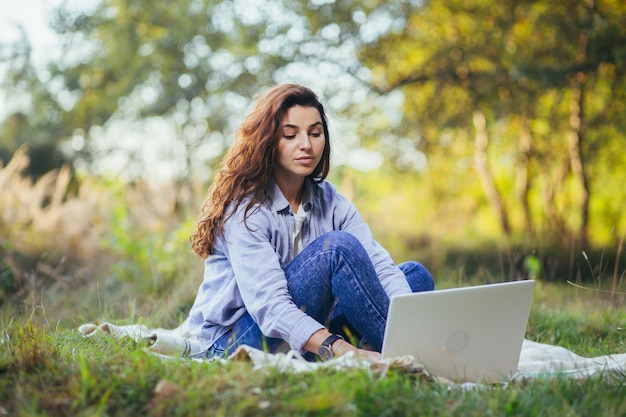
[0,0,63,67]
[0,0,64,119]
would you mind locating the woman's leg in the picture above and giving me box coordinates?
[205,312,284,358]
[329,261,434,346]
[285,230,391,351]
[398,261,435,292]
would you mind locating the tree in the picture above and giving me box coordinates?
[1,0,312,178]
[0,28,72,178]
[1,0,625,251]
[298,0,626,249]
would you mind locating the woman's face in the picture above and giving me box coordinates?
[274,105,326,185]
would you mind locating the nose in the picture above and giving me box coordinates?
[298,133,312,150]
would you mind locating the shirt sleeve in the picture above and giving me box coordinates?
[223,206,324,352]
[331,191,412,298]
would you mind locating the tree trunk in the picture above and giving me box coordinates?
[472,110,511,235]
[567,0,594,251]
[516,115,533,234]
[540,154,569,237]
[567,74,590,251]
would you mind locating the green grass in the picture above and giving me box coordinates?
[2,281,626,416]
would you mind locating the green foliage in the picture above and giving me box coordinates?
[0,260,14,308]
[1,0,625,250]
[245,0,626,254]
[95,177,202,318]
[0,320,58,373]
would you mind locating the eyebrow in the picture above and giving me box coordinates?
[282,121,323,129]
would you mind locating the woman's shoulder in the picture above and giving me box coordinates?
[309,179,353,207]
[221,199,275,241]
[220,193,274,229]
[310,178,338,195]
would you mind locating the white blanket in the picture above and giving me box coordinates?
[78,319,626,383]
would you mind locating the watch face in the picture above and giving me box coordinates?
[319,345,333,361]
[318,334,343,361]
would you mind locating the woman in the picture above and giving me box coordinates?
[188,84,434,362]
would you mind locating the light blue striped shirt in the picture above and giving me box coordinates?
[188,178,411,352]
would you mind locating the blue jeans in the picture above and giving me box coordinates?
[206,231,434,358]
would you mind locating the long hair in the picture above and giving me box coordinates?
[190,84,331,258]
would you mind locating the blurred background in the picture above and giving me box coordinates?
[0,0,624,326]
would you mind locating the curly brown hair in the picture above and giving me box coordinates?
[190,84,331,258]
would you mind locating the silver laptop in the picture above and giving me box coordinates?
[381,280,535,383]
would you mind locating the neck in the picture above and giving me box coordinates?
[274,175,305,212]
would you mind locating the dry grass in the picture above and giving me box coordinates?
[0,146,100,258]
[0,147,201,325]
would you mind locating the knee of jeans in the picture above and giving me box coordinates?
[420,269,435,291]
[321,230,366,256]
[401,261,435,292]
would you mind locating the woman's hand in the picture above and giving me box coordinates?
[304,329,381,362]
[355,348,382,362]
[333,339,381,362]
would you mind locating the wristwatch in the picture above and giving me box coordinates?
[318,334,344,361]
